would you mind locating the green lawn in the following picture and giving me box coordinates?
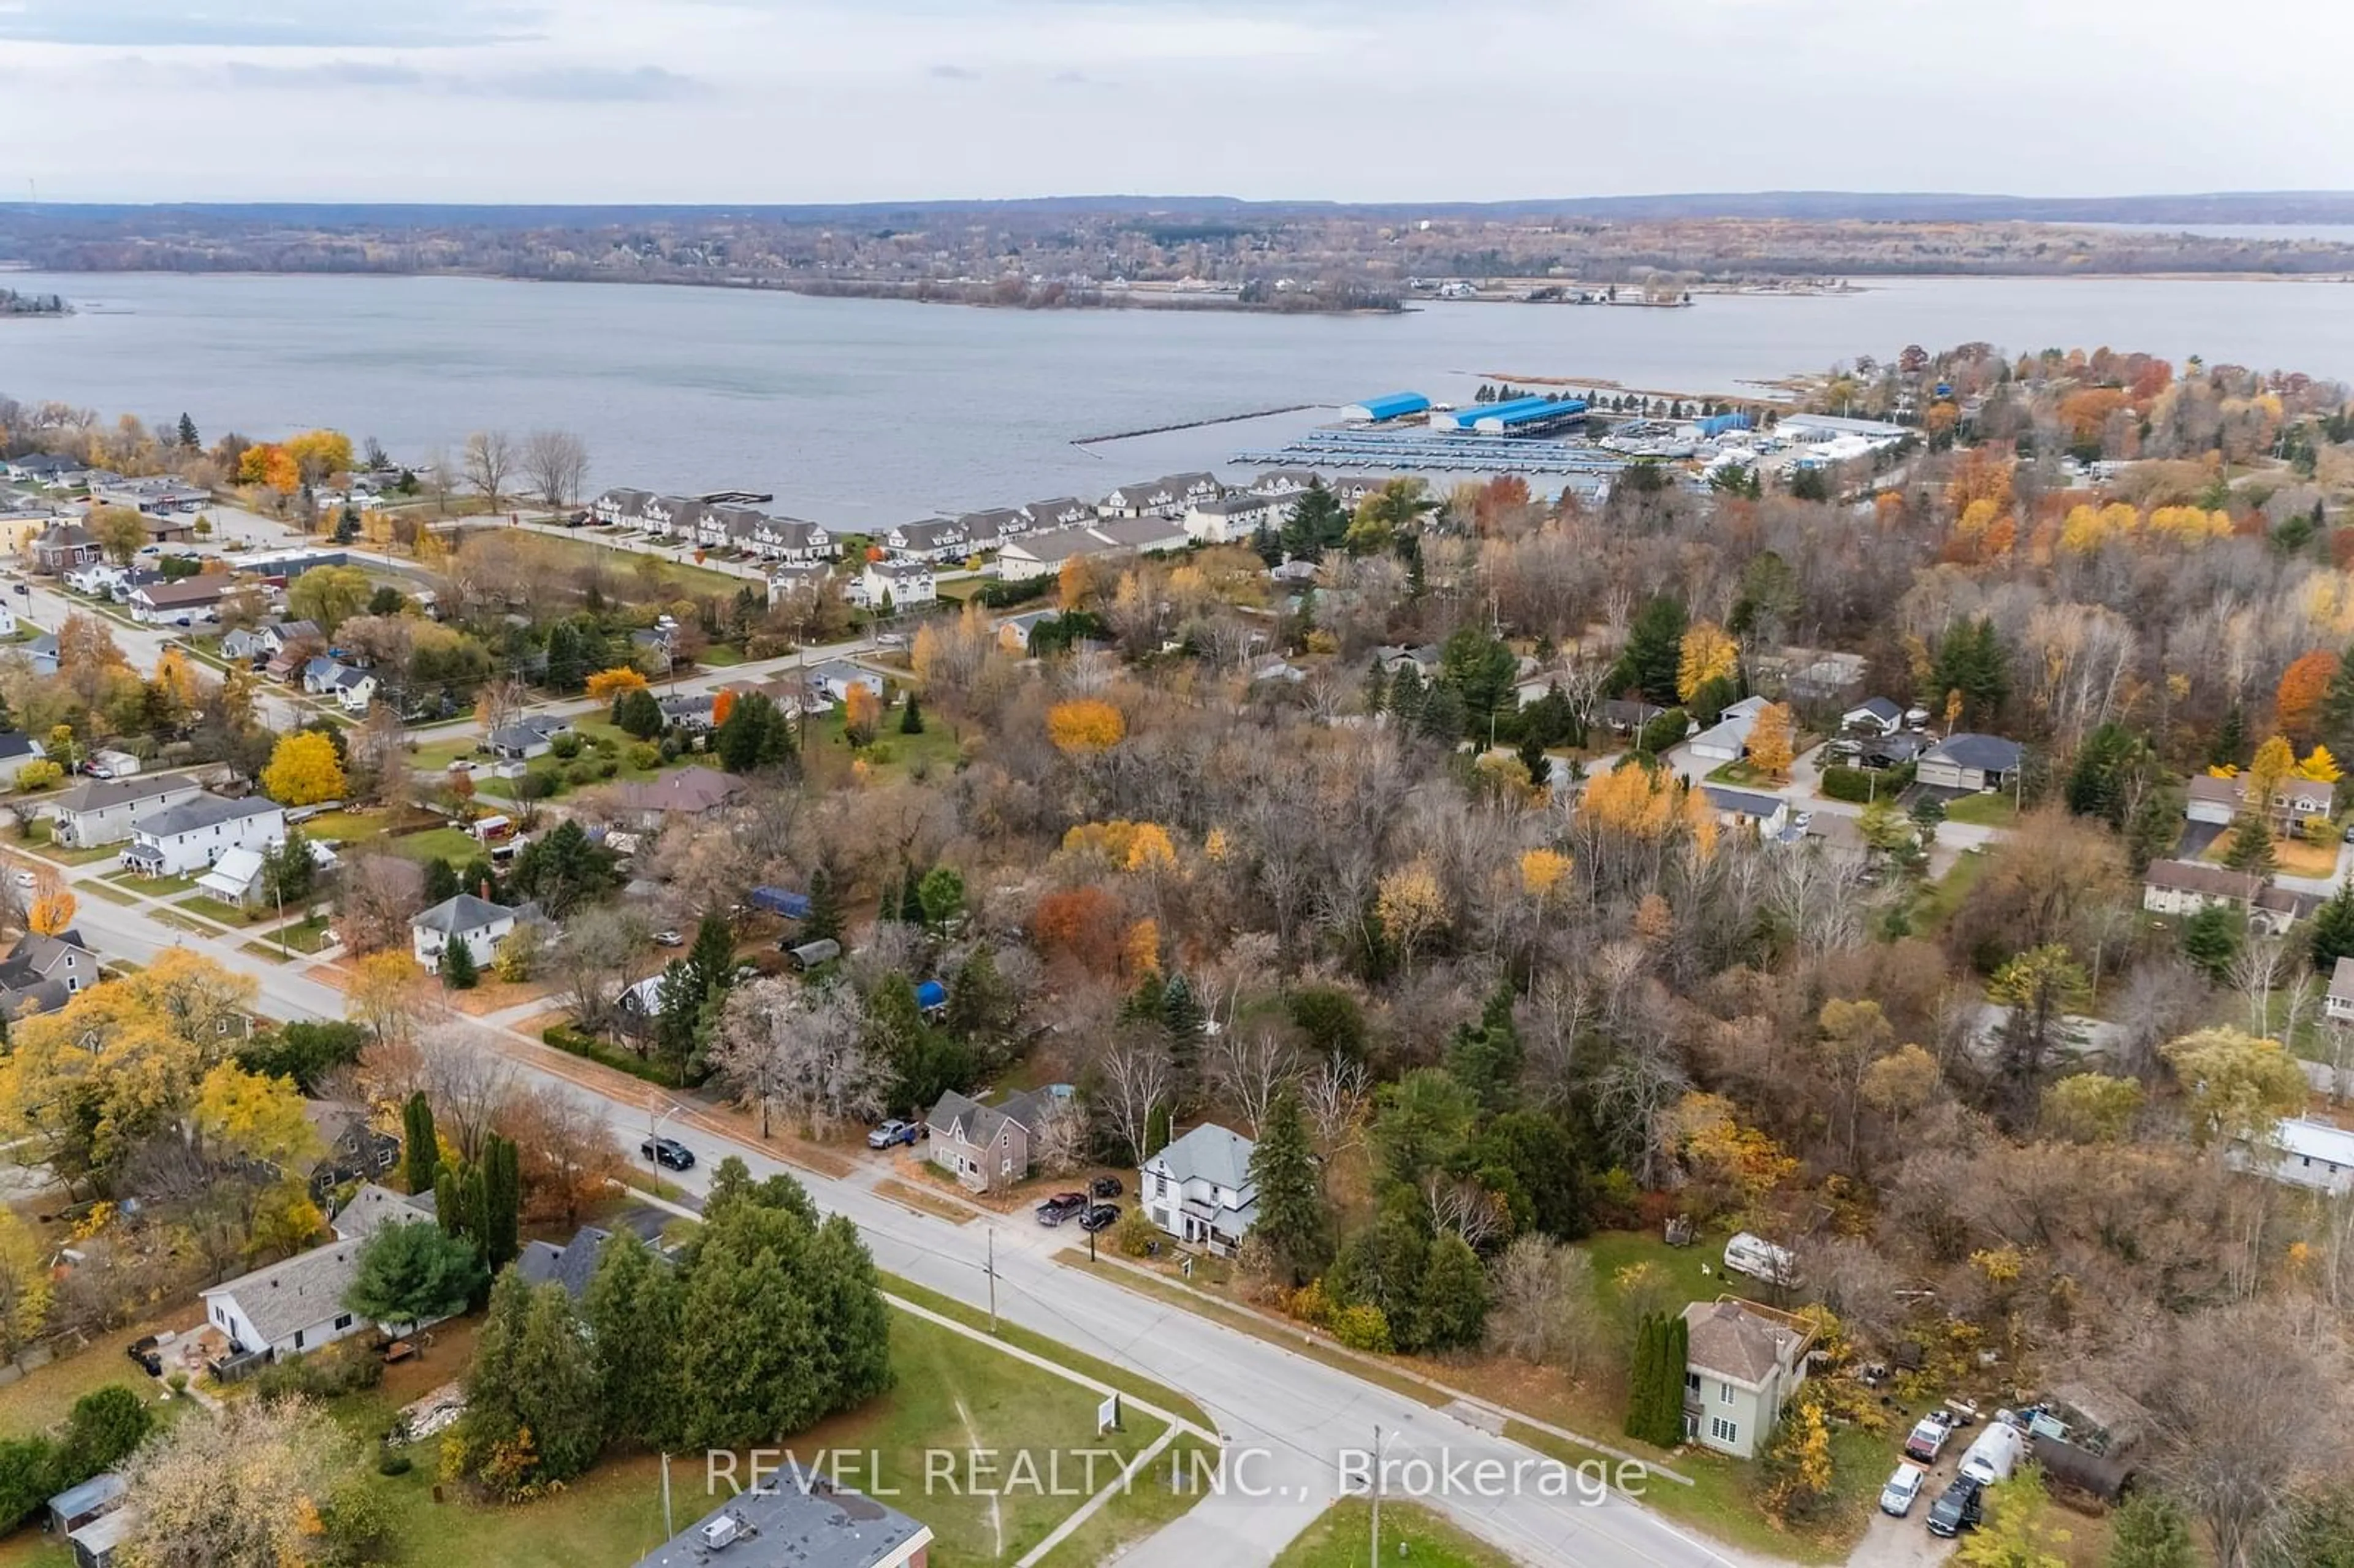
[175,892,261,927]
[1941,792,2019,828]
[1032,1431,1222,1567]
[1905,850,1986,936]
[693,644,747,667]
[1272,1499,1516,1567]
[384,826,485,864]
[0,1328,175,1437]
[879,1271,1214,1433]
[103,867,203,897]
[807,706,964,780]
[479,530,750,599]
[78,880,140,906]
[331,1308,1168,1568]
[15,837,121,867]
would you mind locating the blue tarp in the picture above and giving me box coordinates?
[750,886,810,919]
[915,980,948,1011]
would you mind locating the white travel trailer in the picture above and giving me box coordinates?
[1722,1231,1802,1288]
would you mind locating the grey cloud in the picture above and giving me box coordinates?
[930,64,981,80]
[192,59,703,102]
[0,0,543,47]
[471,66,701,101]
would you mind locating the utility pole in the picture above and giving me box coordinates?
[1369,1423,1382,1567]
[661,1452,673,1537]
[986,1228,997,1333]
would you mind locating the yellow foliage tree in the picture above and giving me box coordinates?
[1047,699,1126,754]
[843,683,882,743]
[584,666,649,702]
[1673,1092,1798,1219]
[1746,701,1795,780]
[1375,859,1450,960]
[25,868,75,936]
[0,1208,51,1359]
[1123,919,1161,978]
[1675,621,1737,702]
[194,1062,324,1169]
[2299,745,2342,783]
[1203,827,1230,863]
[348,950,425,1044]
[153,647,204,712]
[260,730,347,806]
[1519,847,1572,900]
[282,428,355,482]
[2160,1028,2308,1146]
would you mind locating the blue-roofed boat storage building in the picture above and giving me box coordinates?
[1438,395,1591,436]
[1340,391,1432,424]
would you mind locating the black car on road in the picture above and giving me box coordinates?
[642,1136,696,1171]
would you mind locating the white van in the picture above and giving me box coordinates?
[1957,1423,2025,1487]
[1722,1231,1802,1288]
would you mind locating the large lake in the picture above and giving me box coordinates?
[3,271,2352,527]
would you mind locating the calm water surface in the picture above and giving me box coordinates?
[2,272,2350,527]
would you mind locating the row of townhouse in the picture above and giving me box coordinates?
[588,490,837,563]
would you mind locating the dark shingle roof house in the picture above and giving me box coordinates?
[516,1225,617,1300]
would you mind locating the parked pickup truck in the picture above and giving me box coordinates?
[1035,1192,1089,1227]
[1903,1412,1956,1465]
[866,1119,924,1149]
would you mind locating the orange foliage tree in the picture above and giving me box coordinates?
[710,688,737,728]
[1032,886,1124,973]
[25,869,75,936]
[1746,702,1796,780]
[1047,699,1125,754]
[2276,650,2339,748]
[844,683,882,744]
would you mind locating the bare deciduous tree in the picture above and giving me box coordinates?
[520,428,590,511]
[709,978,880,1138]
[336,852,425,955]
[1208,1027,1298,1136]
[1423,1172,1509,1250]
[1486,1235,1604,1377]
[1301,1054,1369,1152]
[475,675,530,741]
[1096,1038,1171,1164]
[1030,1095,1085,1177]
[463,428,516,507]
[556,906,650,1037]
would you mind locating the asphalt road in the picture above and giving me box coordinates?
[59,877,1778,1568]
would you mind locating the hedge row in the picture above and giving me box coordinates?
[542,1026,682,1087]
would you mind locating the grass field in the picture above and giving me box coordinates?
[1943,792,2020,828]
[1033,1431,1221,1567]
[1272,1499,1516,1567]
[466,529,750,600]
[318,1307,1168,1568]
[2203,823,2341,877]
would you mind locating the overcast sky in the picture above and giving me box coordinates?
[3,0,2350,204]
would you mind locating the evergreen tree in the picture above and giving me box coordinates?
[483,1134,520,1273]
[2065,722,2148,828]
[1624,1314,1663,1442]
[1417,680,1468,746]
[864,975,940,1107]
[402,1092,439,1196]
[1281,478,1346,563]
[2179,904,2241,979]
[1246,1087,1330,1286]
[2222,810,2278,877]
[1161,973,1205,1097]
[1445,983,1523,1115]
[543,621,588,693]
[715,691,794,773]
[2323,641,2354,753]
[653,959,704,1075]
[614,686,665,740]
[916,866,965,932]
[2209,704,2249,770]
[343,1220,482,1331]
[1417,1233,1490,1351]
[898,691,924,734]
[898,872,926,926]
[512,1282,604,1481]
[687,914,737,1001]
[2105,1491,2196,1568]
[1615,596,1688,707]
[1385,663,1426,728]
[1522,680,1576,748]
[176,412,199,449]
[1465,1109,1592,1240]
[1250,518,1282,568]
[944,945,1015,1044]
[423,858,461,906]
[582,1231,683,1450]
[802,866,844,944]
[2317,883,2354,974]
[1143,1102,1172,1160]
[1517,731,1552,790]
[439,933,479,989]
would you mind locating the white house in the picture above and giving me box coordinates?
[1680,1298,1815,1461]
[2329,957,2354,1024]
[1686,695,1770,766]
[1141,1122,1259,1256]
[121,794,286,877]
[0,731,45,788]
[858,558,937,611]
[1840,697,1905,736]
[2184,772,2336,832]
[199,1184,441,1359]
[802,659,884,704]
[63,561,126,596]
[124,577,228,626]
[2232,1116,2354,1196]
[412,892,530,973]
[881,518,969,563]
[1916,734,2024,794]
[44,774,208,848]
[995,517,1191,583]
[1182,493,1282,544]
[1702,785,1790,836]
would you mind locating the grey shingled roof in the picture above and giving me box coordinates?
[131,793,278,839]
[1925,733,2022,772]
[1151,1122,1255,1189]
[50,773,196,817]
[203,1184,431,1347]
[927,1088,1047,1150]
[516,1225,615,1300]
[412,892,514,935]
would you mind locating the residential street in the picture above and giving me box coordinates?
[54,865,1778,1568]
